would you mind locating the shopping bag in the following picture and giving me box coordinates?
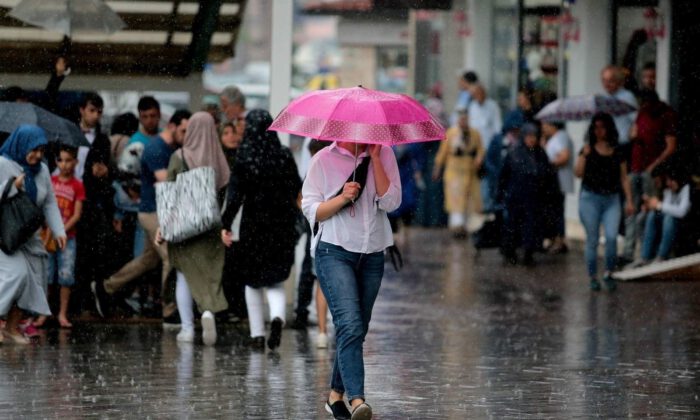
[0,177,44,254]
[156,166,221,243]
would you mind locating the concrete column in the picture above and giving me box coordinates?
[655,0,671,102]
[439,0,467,115]
[269,0,293,147]
[564,0,613,223]
[464,0,493,90]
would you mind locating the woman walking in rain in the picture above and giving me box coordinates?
[302,139,401,420]
[161,112,230,345]
[575,112,634,291]
[221,110,302,351]
[0,125,66,344]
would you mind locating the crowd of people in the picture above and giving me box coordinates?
[428,64,698,291]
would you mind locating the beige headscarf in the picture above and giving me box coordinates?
[181,111,231,190]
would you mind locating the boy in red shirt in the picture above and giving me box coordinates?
[39,145,85,328]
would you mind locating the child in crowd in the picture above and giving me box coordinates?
[38,145,85,328]
[634,168,691,265]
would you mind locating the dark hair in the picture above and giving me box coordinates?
[462,71,478,84]
[638,88,659,105]
[309,139,332,156]
[169,109,191,126]
[137,96,160,112]
[2,86,28,102]
[58,144,78,159]
[587,112,619,147]
[110,112,139,136]
[642,62,656,72]
[545,121,566,130]
[80,92,104,109]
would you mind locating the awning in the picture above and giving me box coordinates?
[0,0,247,76]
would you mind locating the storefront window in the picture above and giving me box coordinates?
[491,0,519,110]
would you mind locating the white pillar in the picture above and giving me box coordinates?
[655,0,672,102]
[564,0,613,224]
[269,0,293,147]
[463,0,493,90]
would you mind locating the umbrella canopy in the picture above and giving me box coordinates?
[269,86,445,145]
[535,94,637,122]
[0,102,88,148]
[9,0,126,37]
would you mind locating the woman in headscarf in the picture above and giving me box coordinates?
[497,123,558,266]
[221,110,302,351]
[0,125,66,344]
[432,108,484,238]
[164,112,230,346]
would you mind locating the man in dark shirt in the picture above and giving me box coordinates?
[623,89,677,261]
[92,110,191,319]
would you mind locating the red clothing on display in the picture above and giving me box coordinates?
[630,103,676,173]
[51,175,86,238]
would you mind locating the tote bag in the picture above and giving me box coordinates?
[0,177,44,254]
[156,165,221,243]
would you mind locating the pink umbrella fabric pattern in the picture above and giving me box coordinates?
[535,94,637,122]
[268,86,445,145]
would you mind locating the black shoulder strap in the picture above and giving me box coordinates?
[334,156,371,210]
[1,177,16,201]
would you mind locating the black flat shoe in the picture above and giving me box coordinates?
[249,336,265,350]
[268,317,283,350]
[325,399,351,420]
[351,402,372,420]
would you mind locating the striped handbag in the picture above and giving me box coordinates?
[156,165,221,243]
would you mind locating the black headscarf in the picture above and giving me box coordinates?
[234,109,287,178]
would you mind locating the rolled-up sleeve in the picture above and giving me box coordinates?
[376,146,402,213]
[301,155,325,228]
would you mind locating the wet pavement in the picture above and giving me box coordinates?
[3,227,700,419]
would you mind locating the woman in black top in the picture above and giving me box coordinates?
[575,112,633,291]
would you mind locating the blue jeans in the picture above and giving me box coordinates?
[47,237,77,287]
[315,241,384,402]
[641,211,678,261]
[579,189,621,278]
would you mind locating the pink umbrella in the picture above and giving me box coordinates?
[268,86,445,145]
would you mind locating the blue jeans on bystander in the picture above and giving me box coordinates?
[641,211,678,261]
[315,241,384,402]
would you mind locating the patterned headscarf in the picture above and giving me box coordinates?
[235,109,286,177]
[0,124,48,202]
[181,112,230,190]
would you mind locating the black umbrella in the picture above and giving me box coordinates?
[0,102,89,147]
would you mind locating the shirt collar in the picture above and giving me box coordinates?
[329,142,369,159]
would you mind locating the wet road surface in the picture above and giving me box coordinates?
[2,227,700,418]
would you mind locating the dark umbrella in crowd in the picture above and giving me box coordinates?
[0,102,89,147]
[535,94,637,122]
[8,0,126,37]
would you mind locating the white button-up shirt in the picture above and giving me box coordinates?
[468,98,502,151]
[302,142,401,256]
[608,88,637,144]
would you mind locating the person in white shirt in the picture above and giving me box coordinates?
[468,84,502,213]
[637,168,691,264]
[601,65,637,145]
[301,141,401,420]
[542,121,575,253]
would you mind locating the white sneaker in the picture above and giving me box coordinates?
[201,311,217,346]
[176,328,194,343]
[317,332,329,349]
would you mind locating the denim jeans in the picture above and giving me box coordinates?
[579,189,621,278]
[47,237,77,287]
[641,211,678,261]
[623,172,654,259]
[315,241,384,402]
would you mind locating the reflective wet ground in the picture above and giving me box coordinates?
[3,227,700,418]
